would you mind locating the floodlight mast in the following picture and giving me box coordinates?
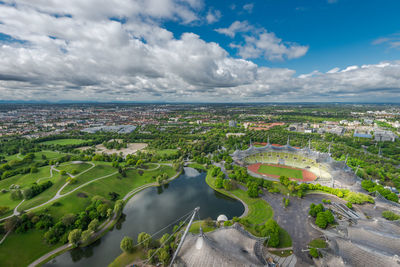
[169,207,200,267]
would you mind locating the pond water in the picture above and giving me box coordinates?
[45,167,244,266]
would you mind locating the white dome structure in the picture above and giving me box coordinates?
[217,214,228,222]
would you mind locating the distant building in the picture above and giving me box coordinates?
[228,120,237,127]
[353,132,372,139]
[374,129,398,142]
[81,125,136,133]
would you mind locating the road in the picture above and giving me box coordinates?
[261,191,345,266]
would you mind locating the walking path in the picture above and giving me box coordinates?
[27,167,183,267]
[0,162,97,222]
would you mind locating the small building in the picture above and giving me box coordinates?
[217,214,228,223]
[229,120,237,127]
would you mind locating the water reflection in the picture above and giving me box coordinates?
[45,167,244,267]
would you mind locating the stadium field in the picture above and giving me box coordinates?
[248,163,317,182]
[258,164,303,179]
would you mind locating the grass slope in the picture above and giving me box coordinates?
[40,139,88,146]
[258,165,303,179]
[206,174,273,225]
[0,229,59,267]
[0,163,178,267]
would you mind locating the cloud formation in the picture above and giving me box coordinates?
[216,21,309,61]
[373,33,400,49]
[0,1,399,102]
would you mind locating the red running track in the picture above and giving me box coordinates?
[247,163,317,182]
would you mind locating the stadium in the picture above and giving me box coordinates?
[231,139,362,188]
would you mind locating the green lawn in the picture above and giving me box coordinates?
[308,238,327,248]
[189,220,217,234]
[0,229,59,267]
[0,161,179,267]
[277,227,292,248]
[0,166,58,218]
[18,172,64,211]
[108,248,146,267]
[258,165,303,179]
[40,139,89,146]
[206,174,273,225]
[187,163,207,171]
[57,162,93,175]
[59,164,117,194]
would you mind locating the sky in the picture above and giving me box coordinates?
[0,0,400,102]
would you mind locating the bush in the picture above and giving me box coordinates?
[309,247,319,258]
[223,220,233,227]
[382,210,400,221]
[261,219,280,247]
[120,236,134,253]
[214,177,223,189]
[315,212,328,229]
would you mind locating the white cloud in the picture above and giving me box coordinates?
[372,33,400,49]
[0,1,399,102]
[206,8,221,24]
[215,21,252,38]
[243,3,254,13]
[217,21,308,61]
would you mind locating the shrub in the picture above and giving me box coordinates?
[315,212,328,229]
[309,247,319,258]
[382,210,400,221]
[120,236,134,253]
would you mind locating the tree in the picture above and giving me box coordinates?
[262,219,280,247]
[4,216,18,232]
[120,236,134,253]
[346,202,353,209]
[81,229,92,243]
[315,213,328,229]
[324,210,335,224]
[159,248,170,265]
[147,249,157,264]
[285,198,290,208]
[68,229,82,247]
[60,170,67,176]
[114,200,124,216]
[215,177,223,189]
[61,214,76,227]
[88,219,99,232]
[160,233,171,244]
[137,232,152,250]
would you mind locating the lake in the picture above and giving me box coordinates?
[45,167,244,266]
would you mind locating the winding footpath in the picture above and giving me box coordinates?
[0,162,96,222]
[26,167,182,267]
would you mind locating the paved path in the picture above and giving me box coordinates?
[28,243,72,267]
[0,162,98,222]
[27,168,183,266]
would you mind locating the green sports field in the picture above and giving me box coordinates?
[258,165,303,179]
[40,138,89,146]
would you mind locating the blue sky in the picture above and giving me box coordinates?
[167,0,400,74]
[0,0,399,102]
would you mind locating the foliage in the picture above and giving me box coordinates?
[262,219,280,247]
[309,247,320,258]
[382,210,400,221]
[68,229,82,247]
[23,181,53,199]
[120,236,134,253]
[137,232,152,250]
